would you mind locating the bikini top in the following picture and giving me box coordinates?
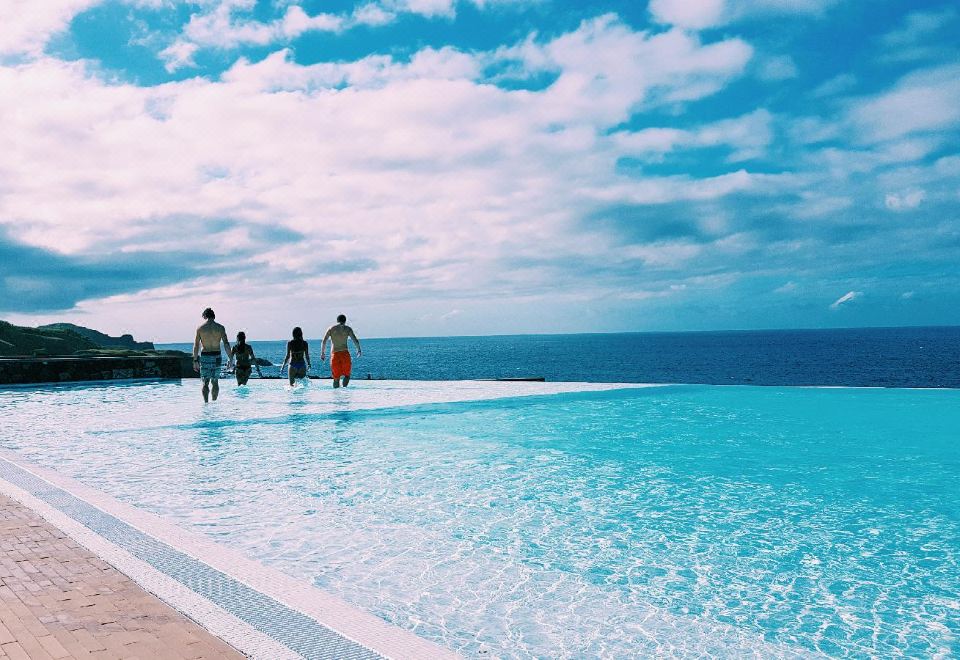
[288,339,307,362]
[233,345,252,367]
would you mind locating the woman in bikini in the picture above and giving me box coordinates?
[231,331,262,386]
[281,326,311,385]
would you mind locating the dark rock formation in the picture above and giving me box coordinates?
[0,321,99,357]
[39,323,155,350]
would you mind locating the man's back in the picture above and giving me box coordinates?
[327,324,354,352]
[197,321,226,352]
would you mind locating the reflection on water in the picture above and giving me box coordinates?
[0,380,957,658]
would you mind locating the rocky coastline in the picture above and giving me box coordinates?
[0,320,273,385]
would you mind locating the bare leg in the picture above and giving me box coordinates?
[201,378,210,403]
[211,379,219,401]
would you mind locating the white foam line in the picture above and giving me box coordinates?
[0,449,459,660]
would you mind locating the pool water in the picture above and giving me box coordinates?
[0,380,957,658]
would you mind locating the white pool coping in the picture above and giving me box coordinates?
[0,448,458,660]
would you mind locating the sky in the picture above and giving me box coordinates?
[0,0,958,341]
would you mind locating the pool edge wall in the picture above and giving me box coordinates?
[0,356,194,385]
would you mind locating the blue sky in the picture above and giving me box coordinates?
[1,0,958,341]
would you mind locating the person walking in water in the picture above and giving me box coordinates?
[281,327,311,386]
[320,314,361,388]
[231,331,262,386]
[192,308,232,402]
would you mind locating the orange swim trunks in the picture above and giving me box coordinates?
[331,350,352,379]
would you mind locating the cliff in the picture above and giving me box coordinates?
[39,323,155,350]
[0,321,99,357]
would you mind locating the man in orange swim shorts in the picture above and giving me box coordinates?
[319,314,362,388]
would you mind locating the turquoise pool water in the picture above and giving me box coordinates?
[0,381,957,657]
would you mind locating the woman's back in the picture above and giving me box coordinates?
[288,338,308,362]
[233,344,252,367]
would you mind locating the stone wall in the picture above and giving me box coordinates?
[0,356,195,386]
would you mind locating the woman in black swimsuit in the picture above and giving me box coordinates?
[231,331,262,386]
[281,327,311,385]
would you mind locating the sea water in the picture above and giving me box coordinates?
[0,380,957,658]
[160,326,960,387]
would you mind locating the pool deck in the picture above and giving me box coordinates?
[0,450,459,660]
[0,493,242,659]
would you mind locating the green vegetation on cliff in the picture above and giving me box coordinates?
[0,321,99,356]
[39,323,155,350]
[0,321,178,358]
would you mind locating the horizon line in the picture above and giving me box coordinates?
[153,323,960,345]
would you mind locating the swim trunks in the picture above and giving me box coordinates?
[198,351,221,380]
[331,350,351,379]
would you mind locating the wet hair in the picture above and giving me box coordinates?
[292,327,303,340]
[336,314,346,324]
[202,307,215,320]
[236,331,246,348]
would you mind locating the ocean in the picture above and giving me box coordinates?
[159,325,960,388]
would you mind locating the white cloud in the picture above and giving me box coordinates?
[0,0,101,56]
[756,55,798,81]
[352,3,396,26]
[648,0,725,30]
[497,16,752,126]
[884,189,925,211]
[162,3,343,67]
[878,7,958,62]
[829,291,861,310]
[0,16,761,325]
[811,73,856,98]
[650,0,837,30]
[615,109,773,162]
[160,0,541,68]
[847,64,960,144]
[158,40,200,72]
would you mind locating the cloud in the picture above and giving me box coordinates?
[161,4,344,70]
[648,0,725,30]
[884,190,925,211]
[829,290,861,310]
[878,7,959,63]
[846,64,960,144]
[0,226,211,312]
[0,0,101,56]
[159,0,540,70]
[649,0,838,29]
[4,4,960,338]
[495,16,752,125]
[615,109,773,162]
[0,16,763,324]
[756,55,798,81]
[810,73,856,98]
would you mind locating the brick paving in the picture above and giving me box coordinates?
[0,494,245,659]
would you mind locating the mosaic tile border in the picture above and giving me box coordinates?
[0,450,457,660]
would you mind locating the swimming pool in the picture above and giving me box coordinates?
[0,380,957,657]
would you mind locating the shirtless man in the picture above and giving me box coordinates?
[319,314,361,388]
[192,308,232,402]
